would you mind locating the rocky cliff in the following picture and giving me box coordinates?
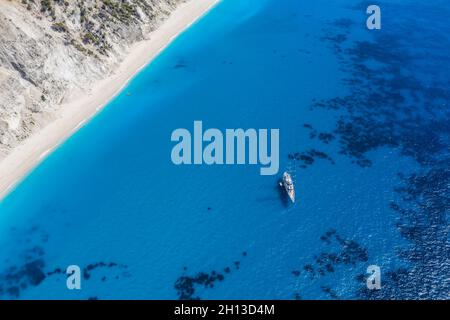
[0,0,183,158]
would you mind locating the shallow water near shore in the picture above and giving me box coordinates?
[0,0,449,299]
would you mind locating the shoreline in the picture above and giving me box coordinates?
[0,0,219,201]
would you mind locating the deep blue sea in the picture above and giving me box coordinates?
[0,0,449,299]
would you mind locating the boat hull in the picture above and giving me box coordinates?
[286,189,295,203]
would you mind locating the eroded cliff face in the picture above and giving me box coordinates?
[0,0,183,158]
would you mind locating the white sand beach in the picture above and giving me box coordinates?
[0,0,219,200]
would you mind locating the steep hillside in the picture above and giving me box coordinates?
[0,0,183,157]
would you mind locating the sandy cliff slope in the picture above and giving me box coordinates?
[0,0,183,158]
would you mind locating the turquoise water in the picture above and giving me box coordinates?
[0,0,449,299]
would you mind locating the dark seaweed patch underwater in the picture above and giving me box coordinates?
[0,225,128,299]
[291,230,369,300]
[298,1,450,299]
[174,252,247,300]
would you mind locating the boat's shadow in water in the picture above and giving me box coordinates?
[276,179,291,208]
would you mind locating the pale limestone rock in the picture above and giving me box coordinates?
[0,0,183,158]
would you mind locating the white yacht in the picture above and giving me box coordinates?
[280,171,295,203]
